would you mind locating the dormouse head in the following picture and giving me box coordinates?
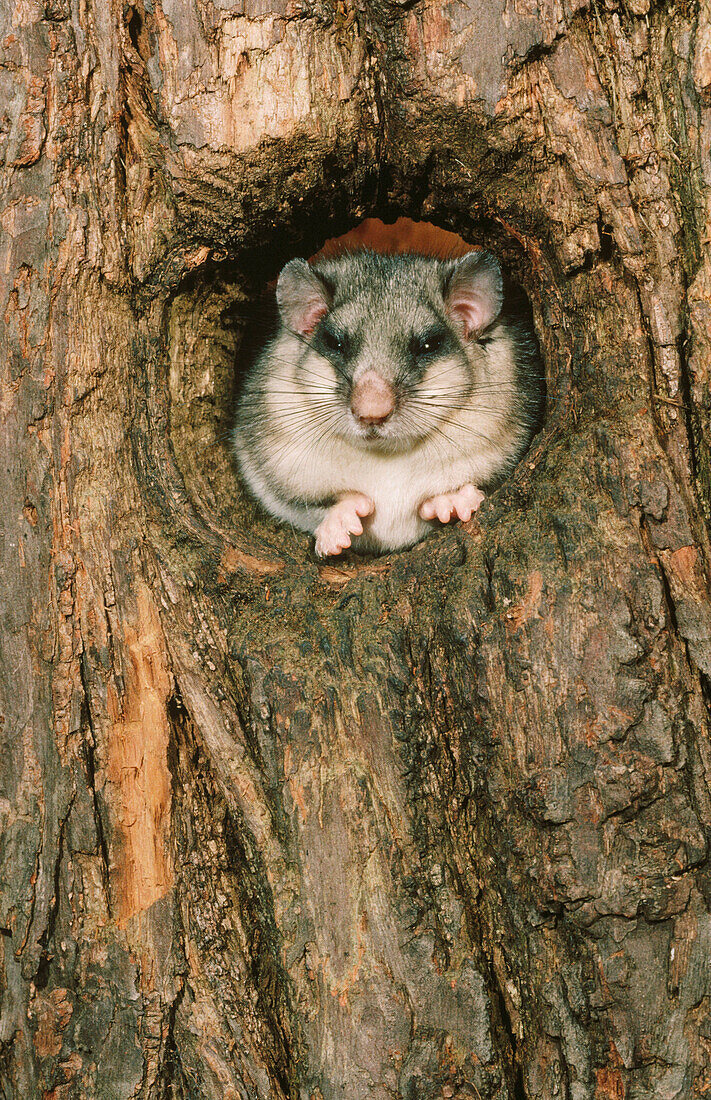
[275,249,504,453]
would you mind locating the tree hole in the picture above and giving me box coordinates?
[165,214,547,562]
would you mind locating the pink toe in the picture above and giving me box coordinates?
[353,497,374,517]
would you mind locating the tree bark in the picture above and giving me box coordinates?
[2,0,711,1097]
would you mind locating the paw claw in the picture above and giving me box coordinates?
[419,485,485,525]
[314,493,374,558]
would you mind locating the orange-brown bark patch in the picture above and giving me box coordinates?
[33,988,73,1059]
[595,1042,626,1099]
[318,561,390,587]
[667,545,703,593]
[595,1066,625,1099]
[314,216,473,262]
[506,571,544,630]
[217,545,284,579]
[107,584,173,923]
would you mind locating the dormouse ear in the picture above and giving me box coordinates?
[443,251,504,339]
[276,259,332,337]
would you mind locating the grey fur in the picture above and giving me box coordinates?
[233,249,543,555]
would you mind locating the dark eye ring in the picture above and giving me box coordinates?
[413,333,444,357]
[323,330,344,353]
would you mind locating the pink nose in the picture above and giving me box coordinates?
[350,371,395,425]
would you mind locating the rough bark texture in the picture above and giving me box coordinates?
[2,0,711,1097]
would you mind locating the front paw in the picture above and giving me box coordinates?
[418,484,485,524]
[314,493,375,558]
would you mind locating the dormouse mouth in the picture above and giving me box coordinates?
[355,422,398,446]
[348,411,388,439]
[348,418,427,455]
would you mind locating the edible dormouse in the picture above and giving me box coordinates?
[233,249,542,556]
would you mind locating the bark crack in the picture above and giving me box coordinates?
[35,788,75,990]
[634,278,711,580]
[79,650,113,918]
[157,972,187,1100]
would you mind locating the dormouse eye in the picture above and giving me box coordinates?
[411,331,445,358]
[323,329,345,354]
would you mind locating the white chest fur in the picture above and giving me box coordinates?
[250,353,519,549]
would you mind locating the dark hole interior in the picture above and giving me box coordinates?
[166,215,548,558]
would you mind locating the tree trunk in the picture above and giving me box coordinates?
[2,0,711,1097]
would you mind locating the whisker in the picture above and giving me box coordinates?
[251,419,340,444]
[406,399,516,415]
[278,419,341,493]
[261,401,343,428]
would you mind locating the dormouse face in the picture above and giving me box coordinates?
[275,250,504,454]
